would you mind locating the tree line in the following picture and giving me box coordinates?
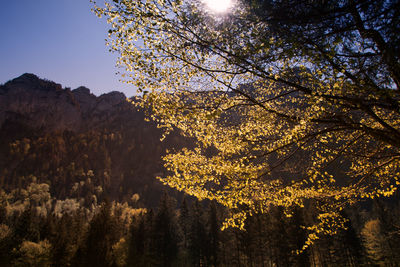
[1,180,400,266]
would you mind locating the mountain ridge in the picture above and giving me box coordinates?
[0,73,133,133]
[0,73,184,207]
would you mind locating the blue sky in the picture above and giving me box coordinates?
[0,0,135,97]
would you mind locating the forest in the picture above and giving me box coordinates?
[2,0,400,265]
[0,88,399,266]
[1,177,400,266]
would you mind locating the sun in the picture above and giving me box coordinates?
[203,0,233,13]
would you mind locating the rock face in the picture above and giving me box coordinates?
[0,73,186,206]
[0,73,132,132]
[0,73,78,131]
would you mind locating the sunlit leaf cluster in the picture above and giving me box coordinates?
[95,0,400,246]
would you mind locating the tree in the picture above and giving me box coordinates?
[50,217,70,267]
[81,201,119,267]
[207,201,220,266]
[127,215,148,266]
[94,0,400,244]
[13,207,40,244]
[178,197,191,265]
[152,193,179,266]
[187,200,208,266]
[361,219,390,266]
[13,240,52,267]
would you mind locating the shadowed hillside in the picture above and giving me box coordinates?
[1,74,400,266]
[0,73,185,206]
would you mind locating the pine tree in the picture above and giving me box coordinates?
[237,214,261,266]
[361,219,388,266]
[188,200,208,267]
[152,193,179,267]
[13,207,40,243]
[50,214,76,267]
[81,201,119,267]
[286,207,310,267]
[207,202,220,267]
[127,215,147,267]
[178,197,191,266]
[269,207,291,267]
[339,217,365,267]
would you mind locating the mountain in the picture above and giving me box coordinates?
[0,73,185,206]
[1,73,136,133]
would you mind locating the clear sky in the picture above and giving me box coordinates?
[0,0,136,97]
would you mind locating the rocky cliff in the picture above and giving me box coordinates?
[0,74,184,206]
[0,73,134,132]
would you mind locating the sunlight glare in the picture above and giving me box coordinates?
[203,0,233,13]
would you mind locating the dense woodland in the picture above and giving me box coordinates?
[2,0,400,264]
[1,179,400,266]
[1,75,400,266]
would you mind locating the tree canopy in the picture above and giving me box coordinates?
[94,0,400,246]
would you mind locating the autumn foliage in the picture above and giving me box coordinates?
[95,0,400,245]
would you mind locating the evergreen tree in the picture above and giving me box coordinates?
[13,207,40,243]
[238,214,261,266]
[188,200,208,267]
[178,197,191,266]
[49,214,76,267]
[207,202,220,267]
[0,223,13,266]
[361,218,388,266]
[372,199,400,264]
[152,193,179,266]
[286,207,310,267]
[340,218,365,267]
[81,201,119,267]
[127,215,147,267]
[268,207,291,267]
